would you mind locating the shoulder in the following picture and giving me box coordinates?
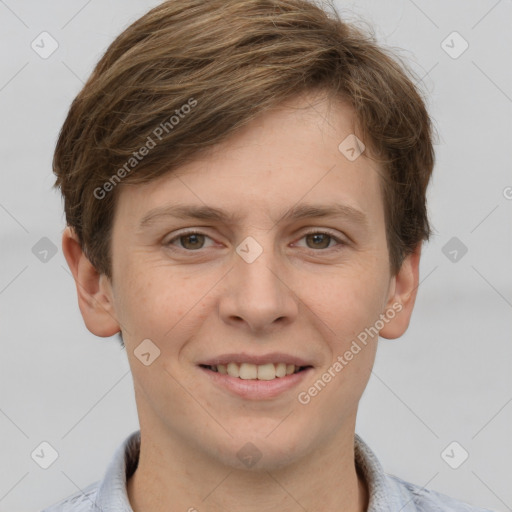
[40,480,100,512]
[388,474,495,512]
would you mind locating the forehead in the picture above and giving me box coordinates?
[114,92,385,233]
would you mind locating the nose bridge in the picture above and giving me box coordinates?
[235,232,284,300]
[219,232,297,329]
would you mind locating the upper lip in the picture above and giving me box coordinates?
[198,352,314,367]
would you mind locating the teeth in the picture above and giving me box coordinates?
[227,362,240,378]
[259,363,281,380]
[210,362,304,380]
[239,363,258,379]
[272,363,285,378]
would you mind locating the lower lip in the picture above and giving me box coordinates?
[198,366,313,400]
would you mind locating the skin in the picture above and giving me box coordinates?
[62,90,421,512]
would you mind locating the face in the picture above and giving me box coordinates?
[69,91,418,471]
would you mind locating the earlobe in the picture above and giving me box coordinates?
[379,243,422,340]
[61,226,121,337]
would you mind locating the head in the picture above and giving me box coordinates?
[57,0,434,470]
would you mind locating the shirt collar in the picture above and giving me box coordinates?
[94,430,140,512]
[354,433,417,512]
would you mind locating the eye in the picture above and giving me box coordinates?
[295,230,346,251]
[165,229,347,253]
[165,230,215,251]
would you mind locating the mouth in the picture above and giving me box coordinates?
[197,361,314,400]
[199,362,312,380]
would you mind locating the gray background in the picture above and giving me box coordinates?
[0,0,511,510]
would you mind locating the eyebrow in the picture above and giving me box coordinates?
[137,202,369,230]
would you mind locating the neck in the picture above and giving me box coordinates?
[127,424,369,512]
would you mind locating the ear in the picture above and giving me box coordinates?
[61,226,121,337]
[379,243,422,340]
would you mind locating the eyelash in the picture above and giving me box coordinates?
[165,229,347,253]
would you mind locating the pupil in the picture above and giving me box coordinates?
[181,233,330,250]
[183,234,204,249]
[308,233,329,249]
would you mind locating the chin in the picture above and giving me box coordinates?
[210,430,311,472]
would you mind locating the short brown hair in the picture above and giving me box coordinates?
[53,0,435,279]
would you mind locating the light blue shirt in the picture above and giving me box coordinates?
[41,430,494,511]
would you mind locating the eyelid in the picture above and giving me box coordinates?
[165,227,348,251]
[293,228,347,249]
[165,228,217,249]
[299,227,346,240]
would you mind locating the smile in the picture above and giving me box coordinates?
[200,362,310,380]
[198,363,313,400]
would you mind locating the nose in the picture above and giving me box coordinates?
[218,236,299,334]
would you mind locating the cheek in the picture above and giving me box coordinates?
[300,271,384,409]
[297,262,389,341]
[114,262,179,340]
[115,259,215,353]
